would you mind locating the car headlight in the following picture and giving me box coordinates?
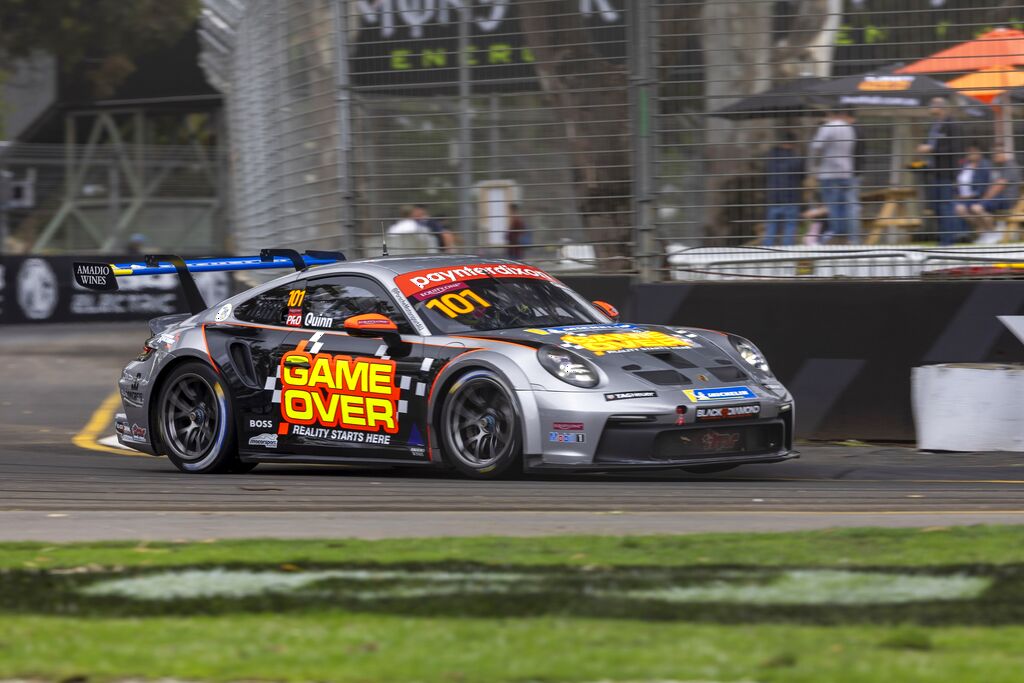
[537,345,600,388]
[729,336,770,373]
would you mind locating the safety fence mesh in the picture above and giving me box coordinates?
[197,0,1024,280]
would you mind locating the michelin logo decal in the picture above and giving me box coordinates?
[683,386,757,402]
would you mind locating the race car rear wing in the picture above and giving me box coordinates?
[72,248,346,315]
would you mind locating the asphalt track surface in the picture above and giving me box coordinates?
[2,323,1023,541]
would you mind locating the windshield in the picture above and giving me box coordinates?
[395,266,603,334]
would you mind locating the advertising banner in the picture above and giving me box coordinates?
[352,0,626,92]
[0,256,231,325]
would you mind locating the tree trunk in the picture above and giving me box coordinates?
[518,0,633,270]
[700,0,775,243]
[701,0,841,242]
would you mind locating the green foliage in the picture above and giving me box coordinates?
[0,0,199,97]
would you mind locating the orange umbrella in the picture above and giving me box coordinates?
[896,27,1024,74]
[946,66,1024,103]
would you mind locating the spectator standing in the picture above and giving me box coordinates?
[917,96,966,245]
[763,132,805,246]
[411,204,456,252]
[964,147,1021,241]
[387,205,438,254]
[126,233,148,257]
[810,109,858,244]
[844,109,866,238]
[506,203,529,259]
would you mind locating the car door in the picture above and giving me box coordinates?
[206,280,310,454]
[273,274,437,463]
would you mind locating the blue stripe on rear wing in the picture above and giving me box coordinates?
[108,254,339,277]
[72,249,345,315]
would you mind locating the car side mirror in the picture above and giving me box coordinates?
[343,314,409,356]
[344,313,397,336]
[592,300,620,322]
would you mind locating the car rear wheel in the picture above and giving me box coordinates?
[440,370,522,479]
[157,361,248,473]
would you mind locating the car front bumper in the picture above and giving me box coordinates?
[528,387,794,469]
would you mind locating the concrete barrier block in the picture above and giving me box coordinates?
[913,364,1024,452]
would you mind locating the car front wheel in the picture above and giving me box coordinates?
[440,370,522,479]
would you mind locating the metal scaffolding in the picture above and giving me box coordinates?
[26,108,224,252]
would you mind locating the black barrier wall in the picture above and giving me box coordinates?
[0,256,232,325]
[559,275,634,315]
[628,280,1024,441]
[6,267,1021,441]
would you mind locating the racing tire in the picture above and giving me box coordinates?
[156,361,243,474]
[439,369,522,479]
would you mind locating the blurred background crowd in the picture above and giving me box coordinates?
[3,0,1024,280]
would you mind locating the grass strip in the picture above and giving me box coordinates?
[1,526,1023,682]
[2,616,1024,683]
[3,525,1024,570]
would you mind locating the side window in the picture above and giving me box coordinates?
[304,276,414,334]
[234,282,306,326]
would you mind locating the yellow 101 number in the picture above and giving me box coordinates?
[424,289,491,318]
[287,289,305,307]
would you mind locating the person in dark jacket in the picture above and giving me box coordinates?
[963,146,1021,240]
[918,97,966,245]
[506,203,529,259]
[763,132,805,246]
[954,143,992,223]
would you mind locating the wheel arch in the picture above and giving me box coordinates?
[428,351,543,461]
[146,351,223,456]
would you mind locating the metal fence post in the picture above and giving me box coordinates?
[630,0,656,281]
[0,165,9,254]
[457,5,475,250]
[332,0,357,257]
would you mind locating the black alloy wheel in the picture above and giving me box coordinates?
[156,361,250,473]
[440,370,522,479]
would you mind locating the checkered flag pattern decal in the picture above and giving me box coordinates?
[265,332,435,421]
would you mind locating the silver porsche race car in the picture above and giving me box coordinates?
[74,251,795,478]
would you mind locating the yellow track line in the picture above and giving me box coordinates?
[72,391,145,456]
[728,477,1024,485]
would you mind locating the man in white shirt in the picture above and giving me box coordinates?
[386,205,439,254]
[810,109,858,244]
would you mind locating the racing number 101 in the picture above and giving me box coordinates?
[425,290,491,318]
[288,289,305,307]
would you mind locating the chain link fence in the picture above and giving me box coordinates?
[2,116,224,256]
[200,0,1024,280]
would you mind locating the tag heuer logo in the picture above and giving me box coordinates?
[604,391,657,401]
